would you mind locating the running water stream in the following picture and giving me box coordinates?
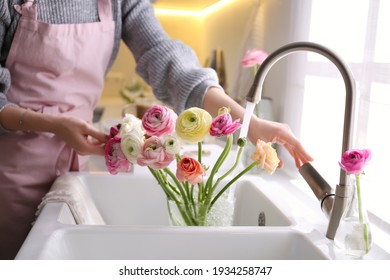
[238,101,256,139]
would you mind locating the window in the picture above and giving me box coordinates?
[299,0,390,228]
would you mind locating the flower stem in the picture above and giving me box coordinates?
[164,168,190,205]
[148,167,176,200]
[149,170,195,225]
[253,65,258,76]
[166,199,193,226]
[164,168,198,224]
[205,134,233,195]
[198,142,202,163]
[356,174,370,253]
[212,145,245,193]
[197,141,205,201]
[210,161,258,209]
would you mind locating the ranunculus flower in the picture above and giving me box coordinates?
[339,149,371,175]
[109,124,120,138]
[121,131,144,164]
[176,157,206,185]
[104,105,282,227]
[176,107,212,143]
[164,134,181,155]
[210,113,241,137]
[120,113,144,136]
[241,49,268,68]
[137,136,175,170]
[104,135,132,175]
[251,139,280,174]
[142,105,177,137]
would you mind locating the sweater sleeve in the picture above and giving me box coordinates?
[120,0,221,114]
[0,1,16,134]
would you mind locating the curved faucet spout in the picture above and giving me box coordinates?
[246,41,356,239]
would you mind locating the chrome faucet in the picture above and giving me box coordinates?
[246,41,356,239]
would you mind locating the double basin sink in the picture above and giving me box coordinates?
[22,143,388,260]
[16,168,334,260]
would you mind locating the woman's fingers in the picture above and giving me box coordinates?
[85,126,108,144]
[81,126,108,156]
[282,141,313,168]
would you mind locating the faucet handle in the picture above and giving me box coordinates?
[299,162,334,215]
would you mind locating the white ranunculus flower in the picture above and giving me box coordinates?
[120,130,144,164]
[164,134,181,155]
[120,113,144,136]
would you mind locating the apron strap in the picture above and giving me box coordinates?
[97,0,113,22]
[14,1,112,23]
[14,0,37,20]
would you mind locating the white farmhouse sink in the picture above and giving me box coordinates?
[32,226,329,260]
[76,172,293,227]
[16,171,333,260]
[15,151,390,260]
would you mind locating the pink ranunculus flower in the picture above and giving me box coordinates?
[109,124,120,138]
[176,157,205,185]
[104,135,132,175]
[241,49,268,68]
[142,105,178,137]
[137,136,175,170]
[210,113,241,137]
[339,149,371,175]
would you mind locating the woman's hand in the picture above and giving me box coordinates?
[202,87,313,169]
[248,117,313,168]
[0,106,107,155]
[54,116,108,156]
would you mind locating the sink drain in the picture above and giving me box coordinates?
[258,211,266,226]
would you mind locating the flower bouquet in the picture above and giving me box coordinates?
[104,105,279,226]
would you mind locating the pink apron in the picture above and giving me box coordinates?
[0,0,114,259]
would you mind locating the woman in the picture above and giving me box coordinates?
[0,0,312,259]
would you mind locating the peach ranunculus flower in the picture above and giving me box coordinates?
[251,139,280,174]
[176,157,206,185]
[176,107,212,143]
[142,105,178,137]
[241,49,268,68]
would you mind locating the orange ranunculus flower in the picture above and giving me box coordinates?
[251,139,280,174]
[176,157,205,185]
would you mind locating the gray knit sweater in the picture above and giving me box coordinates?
[0,0,219,133]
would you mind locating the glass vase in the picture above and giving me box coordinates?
[334,175,372,258]
[167,194,235,226]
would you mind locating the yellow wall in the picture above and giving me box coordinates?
[101,0,260,102]
[203,0,260,95]
[157,15,205,62]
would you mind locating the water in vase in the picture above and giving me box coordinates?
[334,216,372,258]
